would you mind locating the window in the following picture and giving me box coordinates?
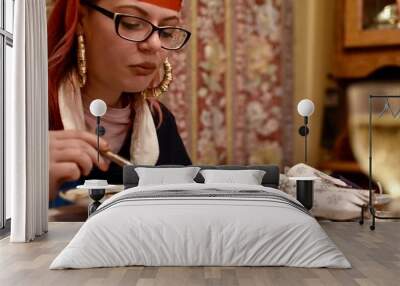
[1,0,14,230]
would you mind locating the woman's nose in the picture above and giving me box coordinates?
[138,31,163,52]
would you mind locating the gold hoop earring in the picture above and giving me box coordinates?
[141,58,173,99]
[77,33,87,88]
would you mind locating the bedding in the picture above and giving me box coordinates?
[50,183,351,269]
[200,169,266,185]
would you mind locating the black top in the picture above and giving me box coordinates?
[83,102,192,184]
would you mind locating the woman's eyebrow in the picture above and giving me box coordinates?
[116,5,179,23]
[161,16,179,24]
[116,5,150,17]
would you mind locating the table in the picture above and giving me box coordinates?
[288,177,319,210]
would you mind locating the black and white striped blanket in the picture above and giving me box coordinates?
[92,188,311,217]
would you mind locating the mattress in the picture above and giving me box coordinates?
[50,183,351,269]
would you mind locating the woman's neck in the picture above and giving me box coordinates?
[81,79,126,108]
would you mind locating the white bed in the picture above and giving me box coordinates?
[50,183,351,269]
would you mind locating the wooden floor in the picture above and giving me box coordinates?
[0,222,399,286]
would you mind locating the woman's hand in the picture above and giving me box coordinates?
[49,130,110,201]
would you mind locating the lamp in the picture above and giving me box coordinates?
[83,99,108,216]
[297,99,315,163]
[89,99,107,163]
[293,99,316,211]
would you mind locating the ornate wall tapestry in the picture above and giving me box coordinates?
[165,0,294,167]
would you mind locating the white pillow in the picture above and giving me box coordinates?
[200,169,266,185]
[135,167,201,186]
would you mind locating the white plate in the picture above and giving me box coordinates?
[76,184,119,190]
[60,185,124,204]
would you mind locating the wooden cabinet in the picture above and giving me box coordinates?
[334,0,400,78]
[344,0,400,47]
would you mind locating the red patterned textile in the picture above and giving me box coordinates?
[165,0,294,167]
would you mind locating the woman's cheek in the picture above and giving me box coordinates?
[160,51,169,63]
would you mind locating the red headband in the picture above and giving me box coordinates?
[138,0,182,11]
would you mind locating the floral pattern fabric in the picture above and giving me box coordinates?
[165,0,294,167]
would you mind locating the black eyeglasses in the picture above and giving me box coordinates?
[81,1,191,50]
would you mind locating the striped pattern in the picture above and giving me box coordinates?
[91,190,311,217]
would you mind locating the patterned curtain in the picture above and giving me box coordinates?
[165,0,294,167]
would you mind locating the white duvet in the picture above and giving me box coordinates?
[50,183,351,269]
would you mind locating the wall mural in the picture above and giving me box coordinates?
[46,0,294,167]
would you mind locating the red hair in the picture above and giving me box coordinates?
[48,0,163,130]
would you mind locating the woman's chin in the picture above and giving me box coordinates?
[122,81,152,93]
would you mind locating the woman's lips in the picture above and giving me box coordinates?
[129,63,157,76]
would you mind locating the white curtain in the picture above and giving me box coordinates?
[7,0,48,242]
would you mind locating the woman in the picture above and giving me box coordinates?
[48,0,192,201]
